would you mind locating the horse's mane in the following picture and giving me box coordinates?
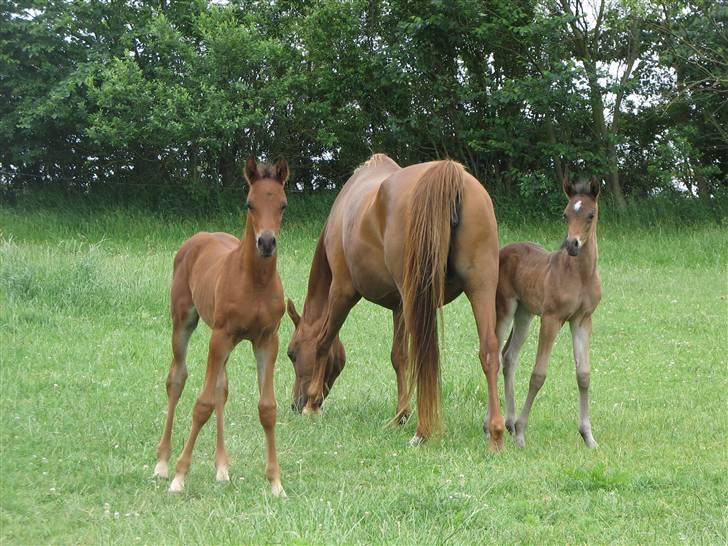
[250,162,280,180]
[353,153,395,175]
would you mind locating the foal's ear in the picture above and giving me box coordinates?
[287,298,301,327]
[563,176,576,198]
[274,159,289,185]
[244,158,259,186]
[589,176,601,198]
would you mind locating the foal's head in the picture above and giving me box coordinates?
[285,299,346,413]
[562,176,600,257]
[244,158,289,258]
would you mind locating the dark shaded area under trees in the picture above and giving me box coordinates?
[1,0,726,212]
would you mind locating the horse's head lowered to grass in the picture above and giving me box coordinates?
[285,298,346,413]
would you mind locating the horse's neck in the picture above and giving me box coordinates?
[235,219,277,286]
[578,231,599,279]
[302,233,332,324]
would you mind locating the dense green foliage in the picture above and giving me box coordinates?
[1,205,726,543]
[1,1,726,208]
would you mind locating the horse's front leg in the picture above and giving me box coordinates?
[390,307,410,425]
[570,316,598,448]
[253,333,286,497]
[169,329,234,493]
[305,283,359,412]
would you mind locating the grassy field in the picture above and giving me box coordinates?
[1,202,726,544]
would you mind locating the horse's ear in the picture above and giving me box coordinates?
[274,159,289,185]
[590,176,601,198]
[287,298,300,326]
[563,176,575,198]
[244,158,259,186]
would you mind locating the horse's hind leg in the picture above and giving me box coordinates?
[465,287,506,451]
[390,307,410,425]
[486,295,515,438]
[154,304,198,479]
[514,314,561,448]
[502,306,533,434]
[570,316,598,448]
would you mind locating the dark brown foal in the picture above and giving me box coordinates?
[494,176,602,448]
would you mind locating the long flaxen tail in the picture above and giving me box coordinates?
[402,160,464,439]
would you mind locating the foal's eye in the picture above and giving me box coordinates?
[287,350,296,362]
[245,202,255,211]
[563,214,568,222]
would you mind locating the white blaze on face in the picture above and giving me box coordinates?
[574,200,582,212]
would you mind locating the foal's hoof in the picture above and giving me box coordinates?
[580,430,599,449]
[216,466,230,482]
[514,421,526,448]
[152,461,169,479]
[409,435,424,447]
[168,476,185,493]
[271,481,287,498]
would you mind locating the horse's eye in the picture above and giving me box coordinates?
[287,350,296,362]
[281,202,288,211]
[245,202,255,211]
[563,214,568,222]
[587,213,595,221]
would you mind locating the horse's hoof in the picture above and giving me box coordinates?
[302,404,321,416]
[216,466,230,482]
[168,476,184,493]
[271,481,287,497]
[152,461,168,479]
[409,435,424,447]
[505,419,516,435]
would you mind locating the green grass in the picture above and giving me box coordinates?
[1,203,726,544]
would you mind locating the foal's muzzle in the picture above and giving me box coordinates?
[256,233,277,257]
[565,238,581,256]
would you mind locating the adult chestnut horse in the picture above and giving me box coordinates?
[153,159,289,496]
[495,176,601,448]
[286,154,505,449]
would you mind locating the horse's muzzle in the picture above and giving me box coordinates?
[565,239,581,256]
[257,233,277,257]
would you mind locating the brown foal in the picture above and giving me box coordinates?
[153,159,289,495]
[494,176,602,448]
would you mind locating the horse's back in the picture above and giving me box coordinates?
[171,232,239,323]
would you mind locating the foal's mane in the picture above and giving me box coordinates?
[249,162,280,180]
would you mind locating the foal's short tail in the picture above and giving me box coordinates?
[402,160,464,438]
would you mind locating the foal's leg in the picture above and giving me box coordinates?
[513,315,561,448]
[570,316,598,448]
[390,307,410,425]
[214,365,230,481]
[169,329,235,493]
[502,307,533,434]
[253,333,286,497]
[154,306,198,479]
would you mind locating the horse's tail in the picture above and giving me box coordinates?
[402,160,464,438]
